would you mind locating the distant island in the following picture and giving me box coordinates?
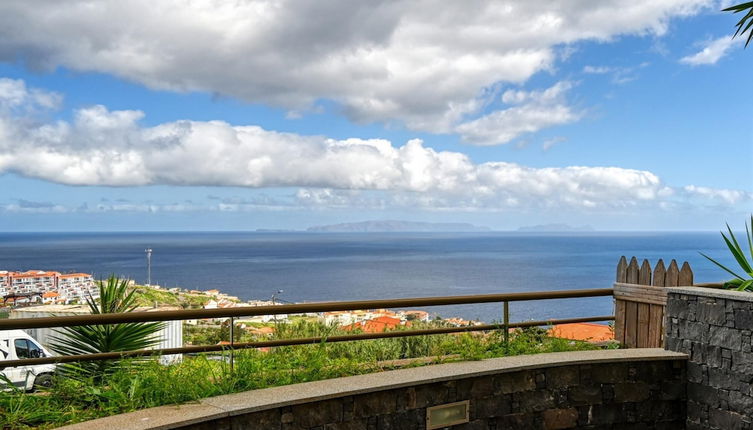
[517,223,595,232]
[307,220,491,233]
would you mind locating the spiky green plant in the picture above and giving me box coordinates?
[700,216,753,292]
[725,2,753,47]
[49,275,165,380]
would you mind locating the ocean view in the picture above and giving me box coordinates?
[0,231,729,323]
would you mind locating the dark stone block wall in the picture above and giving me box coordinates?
[182,360,686,430]
[665,291,753,429]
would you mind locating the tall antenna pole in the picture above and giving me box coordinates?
[145,248,152,286]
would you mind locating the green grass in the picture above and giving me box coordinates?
[129,286,212,309]
[0,321,608,429]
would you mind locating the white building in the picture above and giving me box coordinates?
[10,305,183,364]
[0,270,97,302]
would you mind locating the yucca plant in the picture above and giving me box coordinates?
[49,276,165,381]
[700,216,753,292]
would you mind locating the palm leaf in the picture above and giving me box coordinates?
[722,224,753,275]
[700,251,746,280]
[746,215,753,262]
[737,279,753,292]
[724,1,753,47]
[50,275,165,380]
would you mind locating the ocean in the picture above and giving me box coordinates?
[0,232,732,323]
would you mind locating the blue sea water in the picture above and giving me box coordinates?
[0,232,733,323]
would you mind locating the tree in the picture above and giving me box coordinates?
[725,2,753,47]
[50,276,165,380]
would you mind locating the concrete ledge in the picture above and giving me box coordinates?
[59,349,687,430]
[668,286,753,302]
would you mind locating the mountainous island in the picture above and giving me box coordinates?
[307,220,491,233]
[516,223,595,232]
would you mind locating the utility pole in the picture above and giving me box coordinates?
[271,289,283,324]
[145,248,153,286]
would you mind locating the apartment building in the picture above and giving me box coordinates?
[0,270,98,303]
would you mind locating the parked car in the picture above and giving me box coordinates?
[0,330,56,391]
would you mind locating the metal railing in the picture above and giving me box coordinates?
[0,288,614,369]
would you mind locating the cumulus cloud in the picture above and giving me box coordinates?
[683,185,752,205]
[0,78,62,112]
[0,78,749,212]
[680,36,740,65]
[455,82,581,145]
[0,0,710,138]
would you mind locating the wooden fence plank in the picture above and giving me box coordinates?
[614,257,693,348]
[639,259,652,286]
[616,256,628,283]
[637,303,650,348]
[614,299,626,345]
[648,304,663,347]
[625,301,638,348]
[653,259,666,287]
[666,260,680,287]
[627,257,639,284]
[679,262,694,286]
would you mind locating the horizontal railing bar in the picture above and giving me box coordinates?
[0,288,613,330]
[0,315,614,368]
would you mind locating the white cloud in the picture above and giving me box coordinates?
[455,81,581,145]
[0,78,62,112]
[680,36,739,65]
[582,62,650,84]
[1,78,749,213]
[683,185,752,204]
[0,0,711,137]
[583,66,614,74]
[542,136,567,151]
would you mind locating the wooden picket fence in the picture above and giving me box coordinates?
[613,256,694,348]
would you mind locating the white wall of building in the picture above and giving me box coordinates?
[9,305,183,365]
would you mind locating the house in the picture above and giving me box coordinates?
[342,316,407,333]
[41,292,60,304]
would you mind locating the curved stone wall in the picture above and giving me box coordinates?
[61,349,686,430]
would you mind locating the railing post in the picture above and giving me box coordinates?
[503,301,509,349]
[229,316,235,372]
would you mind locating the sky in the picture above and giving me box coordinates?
[0,0,751,232]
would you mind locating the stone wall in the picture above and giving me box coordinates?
[62,350,687,430]
[216,361,685,430]
[665,287,753,430]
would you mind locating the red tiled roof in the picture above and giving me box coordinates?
[342,316,405,333]
[549,323,614,342]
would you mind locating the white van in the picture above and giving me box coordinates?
[0,330,56,391]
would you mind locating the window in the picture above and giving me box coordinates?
[14,339,44,359]
[14,339,29,358]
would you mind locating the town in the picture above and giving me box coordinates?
[0,270,486,353]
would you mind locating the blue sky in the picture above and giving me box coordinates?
[0,1,750,231]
